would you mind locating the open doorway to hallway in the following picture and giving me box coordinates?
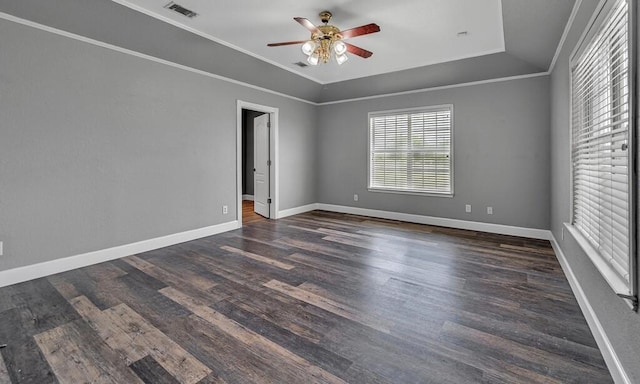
[238,101,278,227]
[241,109,267,225]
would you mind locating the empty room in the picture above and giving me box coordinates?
[0,0,638,383]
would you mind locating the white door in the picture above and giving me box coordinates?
[253,113,270,218]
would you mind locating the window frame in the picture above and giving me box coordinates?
[568,0,637,304]
[367,104,454,197]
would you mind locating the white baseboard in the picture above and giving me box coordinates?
[242,194,254,201]
[0,220,240,288]
[550,237,630,384]
[277,203,319,219]
[316,204,551,240]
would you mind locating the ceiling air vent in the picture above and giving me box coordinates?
[293,62,309,68]
[164,2,198,18]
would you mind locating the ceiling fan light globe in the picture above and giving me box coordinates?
[336,53,348,65]
[301,41,316,56]
[307,52,320,66]
[333,40,347,55]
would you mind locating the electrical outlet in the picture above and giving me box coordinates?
[354,194,359,201]
[487,206,493,215]
[222,205,228,215]
[0,241,3,256]
[465,204,472,213]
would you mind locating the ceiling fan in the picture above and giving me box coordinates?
[267,11,380,66]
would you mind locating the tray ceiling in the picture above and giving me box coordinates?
[113,0,506,84]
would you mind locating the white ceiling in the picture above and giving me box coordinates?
[113,0,505,84]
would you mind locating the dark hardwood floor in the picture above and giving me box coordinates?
[0,211,613,383]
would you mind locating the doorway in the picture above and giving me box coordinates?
[237,101,279,227]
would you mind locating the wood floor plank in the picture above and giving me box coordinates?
[4,278,81,333]
[263,279,393,333]
[355,229,440,247]
[444,308,607,370]
[0,291,14,314]
[179,314,286,384]
[47,275,81,301]
[71,294,210,384]
[282,238,468,291]
[103,304,211,384]
[129,355,180,384]
[219,245,295,270]
[211,299,353,375]
[53,268,123,310]
[440,321,612,383]
[70,295,148,364]
[0,308,59,383]
[321,235,402,253]
[0,278,81,383]
[194,372,228,384]
[500,243,557,255]
[83,262,128,282]
[123,256,226,304]
[123,256,218,292]
[160,287,347,384]
[215,281,334,343]
[210,236,294,262]
[320,318,485,383]
[0,353,10,384]
[33,320,144,384]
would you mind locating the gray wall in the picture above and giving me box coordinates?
[0,18,316,271]
[241,110,264,196]
[318,76,551,230]
[550,0,640,382]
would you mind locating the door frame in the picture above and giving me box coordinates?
[236,100,279,226]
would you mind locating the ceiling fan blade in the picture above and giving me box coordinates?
[294,17,321,34]
[345,43,373,58]
[267,40,307,47]
[340,23,380,39]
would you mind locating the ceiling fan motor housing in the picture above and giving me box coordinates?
[319,11,332,24]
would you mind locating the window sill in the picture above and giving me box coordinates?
[563,222,630,296]
[368,188,454,198]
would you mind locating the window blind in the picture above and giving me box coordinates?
[571,0,631,294]
[369,106,452,195]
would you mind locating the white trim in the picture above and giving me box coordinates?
[570,0,611,63]
[278,203,320,219]
[237,104,243,227]
[0,12,316,106]
[242,194,254,201]
[316,204,551,240]
[237,101,279,224]
[0,221,239,288]
[496,0,507,54]
[367,188,454,198]
[550,236,631,384]
[317,72,550,106]
[549,0,583,73]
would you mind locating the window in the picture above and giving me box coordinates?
[368,105,453,196]
[570,0,634,298]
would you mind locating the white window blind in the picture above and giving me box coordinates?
[571,0,632,295]
[369,105,453,195]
